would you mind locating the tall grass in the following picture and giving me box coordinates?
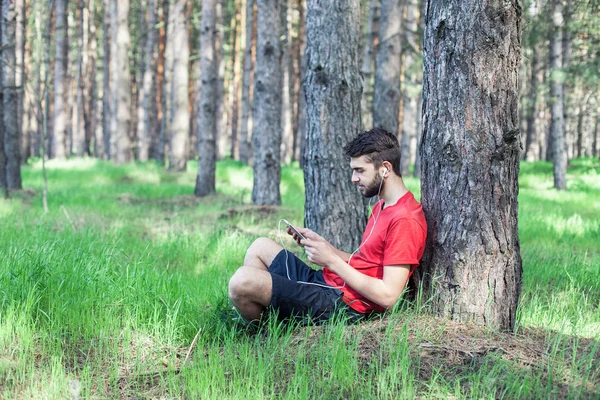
[0,157,598,398]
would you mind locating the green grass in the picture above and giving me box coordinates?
[0,157,599,398]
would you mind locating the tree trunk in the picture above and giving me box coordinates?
[419,0,523,331]
[372,0,403,136]
[229,0,242,160]
[87,0,98,157]
[561,0,571,162]
[593,99,599,158]
[0,4,6,195]
[168,0,190,171]
[195,0,217,196]
[400,0,418,176]
[215,1,228,159]
[525,42,542,162]
[239,0,254,164]
[294,0,305,164]
[303,0,365,250]
[15,0,25,163]
[138,0,156,161]
[3,0,21,189]
[361,0,379,131]
[52,0,68,158]
[101,0,110,159]
[550,0,566,190]
[251,0,282,206]
[280,0,293,164]
[75,0,87,157]
[154,0,167,162]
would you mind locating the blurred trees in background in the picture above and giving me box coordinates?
[0,0,599,197]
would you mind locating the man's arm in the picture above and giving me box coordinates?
[287,226,352,261]
[301,232,410,309]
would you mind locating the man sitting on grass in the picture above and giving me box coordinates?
[228,127,427,323]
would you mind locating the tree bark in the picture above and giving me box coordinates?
[360,0,379,131]
[52,0,68,158]
[215,0,228,159]
[75,0,87,156]
[372,0,403,136]
[15,0,24,163]
[195,0,217,196]
[280,0,293,164]
[239,0,254,163]
[0,3,6,194]
[3,0,21,189]
[229,0,242,160]
[137,0,156,161]
[294,0,305,164]
[101,0,111,159]
[400,0,418,176]
[419,0,523,331]
[303,0,365,250]
[549,0,566,189]
[251,0,282,205]
[524,42,542,162]
[87,0,98,157]
[168,0,189,170]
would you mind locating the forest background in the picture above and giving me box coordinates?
[0,0,599,398]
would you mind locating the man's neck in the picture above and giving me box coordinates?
[380,175,409,208]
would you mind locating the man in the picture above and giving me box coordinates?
[228,127,427,323]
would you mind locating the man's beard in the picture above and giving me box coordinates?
[360,173,383,198]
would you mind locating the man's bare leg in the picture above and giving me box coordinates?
[243,237,283,271]
[228,266,273,321]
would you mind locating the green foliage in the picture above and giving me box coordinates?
[0,159,598,397]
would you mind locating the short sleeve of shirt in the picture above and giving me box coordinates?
[382,218,425,266]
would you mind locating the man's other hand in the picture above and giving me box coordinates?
[301,230,340,268]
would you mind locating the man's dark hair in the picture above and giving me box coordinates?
[344,127,402,176]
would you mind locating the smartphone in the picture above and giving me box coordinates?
[282,219,307,241]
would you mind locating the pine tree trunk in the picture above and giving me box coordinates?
[525,42,542,162]
[154,0,167,162]
[280,0,293,164]
[195,0,217,196]
[294,0,305,164]
[251,0,282,206]
[400,0,418,176]
[361,0,379,131]
[372,0,403,136]
[239,0,254,164]
[52,0,68,158]
[550,0,566,190]
[303,0,365,250]
[3,0,21,189]
[0,4,6,194]
[419,0,523,331]
[160,0,175,165]
[75,0,87,156]
[215,1,228,159]
[88,0,98,157]
[168,0,189,171]
[15,0,25,163]
[561,0,571,162]
[138,0,156,161]
[101,0,110,159]
[229,0,242,160]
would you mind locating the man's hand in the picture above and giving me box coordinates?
[301,231,341,268]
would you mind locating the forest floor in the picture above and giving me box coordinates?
[0,158,599,399]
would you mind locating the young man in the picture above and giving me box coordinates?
[228,127,427,323]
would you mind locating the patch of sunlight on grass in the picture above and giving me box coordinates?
[126,169,161,184]
[222,167,253,190]
[0,199,18,216]
[541,213,597,237]
[30,157,101,170]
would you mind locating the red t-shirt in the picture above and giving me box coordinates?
[322,191,427,313]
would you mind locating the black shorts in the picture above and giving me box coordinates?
[268,249,363,323]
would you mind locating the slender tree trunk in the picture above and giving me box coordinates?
[0,2,6,195]
[154,0,166,162]
[303,0,365,249]
[75,0,87,156]
[239,0,254,163]
[230,0,242,160]
[400,0,418,176]
[361,0,379,131]
[525,42,542,162]
[419,0,523,330]
[52,0,68,158]
[294,0,305,164]
[550,0,566,189]
[373,0,403,136]
[138,0,156,161]
[88,0,98,157]
[168,0,189,171]
[561,0,571,162]
[101,0,110,159]
[15,0,25,163]
[3,0,21,189]
[280,0,293,164]
[215,1,228,159]
[195,0,217,196]
[159,0,174,165]
[251,0,282,206]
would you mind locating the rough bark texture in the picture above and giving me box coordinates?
[52,0,68,158]
[400,0,418,176]
[239,0,254,163]
[138,0,156,161]
[3,0,21,189]
[372,0,402,136]
[251,0,282,206]
[419,0,523,331]
[168,0,189,171]
[360,0,379,131]
[195,0,217,196]
[549,0,566,190]
[303,0,366,250]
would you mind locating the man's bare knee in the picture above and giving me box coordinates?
[244,237,282,269]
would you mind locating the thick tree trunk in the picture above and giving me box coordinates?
[138,0,156,161]
[400,0,418,176]
[239,0,254,164]
[52,0,68,158]
[549,0,566,190]
[361,0,379,131]
[251,0,282,205]
[303,0,365,250]
[419,0,523,331]
[168,0,189,171]
[3,0,21,189]
[372,0,403,136]
[195,0,217,196]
